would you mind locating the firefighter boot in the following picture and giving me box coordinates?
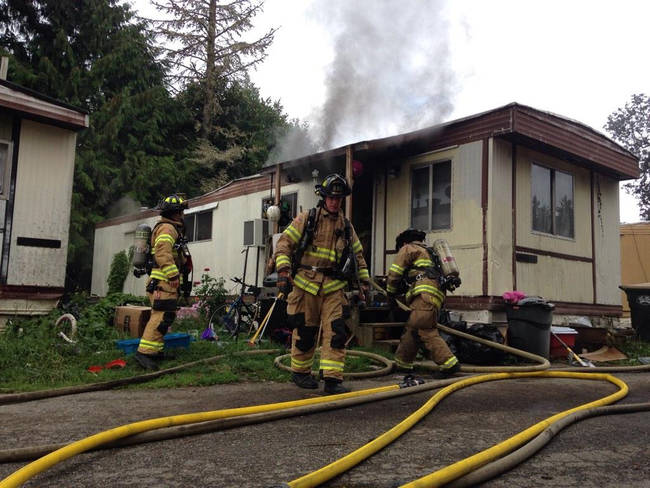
[433,361,461,379]
[324,378,349,395]
[134,352,160,371]
[292,372,318,389]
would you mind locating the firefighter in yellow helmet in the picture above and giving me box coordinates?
[135,194,189,370]
[387,228,460,378]
[274,174,370,394]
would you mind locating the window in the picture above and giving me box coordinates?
[262,192,298,229]
[411,160,451,231]
[0,140,12,200]
[184,210,213,242]
[531,163,574,238]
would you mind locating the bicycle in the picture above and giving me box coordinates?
[210,277,262,339]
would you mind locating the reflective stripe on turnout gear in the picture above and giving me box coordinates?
[406,284,445,307]
[320,358,344,372]
[291,357,314,370]
[283,223,302,243]
[139,338,164,353]
[274,208,370,296]
[440,355,459,370]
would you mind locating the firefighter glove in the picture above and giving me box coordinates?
[277,271,292,295]
[168,276,180,289]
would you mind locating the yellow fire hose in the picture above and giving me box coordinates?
[0,384,399,488]
[281,372,627,488]
[0,278,642,487]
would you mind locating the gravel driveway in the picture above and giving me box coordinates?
[1,371,649,487]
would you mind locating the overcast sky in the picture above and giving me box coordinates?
[130,0,648,223]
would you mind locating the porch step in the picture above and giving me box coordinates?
[372,339,400,352]
[359,322,407,328]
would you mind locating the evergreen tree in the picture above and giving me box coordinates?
[605,94,650,220]
[149,0,276,137]
[1,0,197,290]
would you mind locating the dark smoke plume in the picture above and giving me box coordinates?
[312,0,457,149]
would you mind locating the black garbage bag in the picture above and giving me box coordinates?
[441,320,506,365]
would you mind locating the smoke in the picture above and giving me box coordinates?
[311,0,457,149]
[106,196,146,219]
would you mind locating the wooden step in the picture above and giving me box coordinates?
[372,339,400,352]
[359,322,406,328]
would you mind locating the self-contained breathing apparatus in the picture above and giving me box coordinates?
[406,239,461,293]
[394,228,461,294]
[132,222,193,299]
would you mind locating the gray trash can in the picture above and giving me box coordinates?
[505,297,555,359]
[619,284,650,341]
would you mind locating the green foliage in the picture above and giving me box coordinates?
[0,0,307,292]
[107,250,130,294]
[193,272,228,323]
[605,94,650,219]
[0,292,148,390]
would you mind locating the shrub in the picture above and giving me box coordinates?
[193,272,228,323]
[107,250,130,294]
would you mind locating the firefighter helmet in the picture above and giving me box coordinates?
[158,194,188,215]
[396,228,426,250]
[315,173,352,198]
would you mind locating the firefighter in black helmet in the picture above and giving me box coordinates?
[135,194,190,370]
[387,228,460,378]
[274,173,370,394]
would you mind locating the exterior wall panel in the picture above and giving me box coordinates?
[514,146,594,302]
[488,138,514,296]
[516,147,592,257]
[8,120,75,287]
[593,174,621,305]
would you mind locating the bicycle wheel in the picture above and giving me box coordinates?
[212,304,239,338]
[236,304,259,337]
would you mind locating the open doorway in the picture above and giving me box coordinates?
[351,162,373,274]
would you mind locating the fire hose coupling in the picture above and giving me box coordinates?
[399,374,426,388]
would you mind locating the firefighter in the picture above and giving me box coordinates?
[275,173,370,394]
[134,194,189,370]
[387,228,460,378]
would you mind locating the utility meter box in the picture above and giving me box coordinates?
[243,218,270,247]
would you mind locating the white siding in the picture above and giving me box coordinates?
[488,138,514,296]
[374,142,484,295]
[91,181,318,297]
[514,146,593,303]
[593,174,621,305]
[7,119,76,287]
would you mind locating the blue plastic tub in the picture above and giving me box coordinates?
[115,333,193,355]
[115,338,140,355]
[163,332,193,349]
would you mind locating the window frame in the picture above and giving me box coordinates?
[409,159,452,232]
[0,139,13,200]
[530,162,575,239]
[184,209,213,243]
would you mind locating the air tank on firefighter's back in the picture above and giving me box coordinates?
[132,223,152,269]
[432,239,460,279]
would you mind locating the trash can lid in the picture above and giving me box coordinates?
[619,282,650,291]
[515,296,555,309]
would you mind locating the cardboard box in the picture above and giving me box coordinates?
[114,305,151,338]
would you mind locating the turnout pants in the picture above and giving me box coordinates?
[137,279,178,356]
[394,292,457,371]
[287,287,349,381]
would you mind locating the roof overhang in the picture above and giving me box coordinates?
[0,79,88,131]
[263,103,639,181]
